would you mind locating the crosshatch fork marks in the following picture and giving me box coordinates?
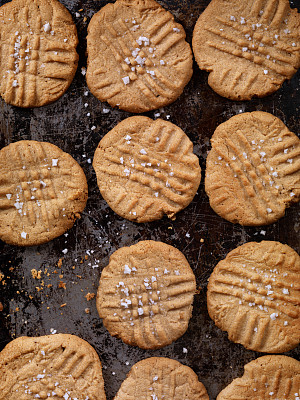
[97,241,196,349]
[0,0,78,107]
[86,0,193,112]
[217,356,300,400]
[192,0,300,100]
[207,241,300,353]
[93,117,201,223]
[0,334,106,400]
[205,111,300,226]
[114,358,209,400]
[0,140,88,246]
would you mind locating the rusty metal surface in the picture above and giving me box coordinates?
[0,0,299,398]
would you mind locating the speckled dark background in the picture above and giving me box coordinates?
[0,0,299,399]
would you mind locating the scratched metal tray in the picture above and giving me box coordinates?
[0,0,299,399]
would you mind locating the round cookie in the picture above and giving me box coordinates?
[114,357,209,400]
[207,241,300,353]
[205,111,300,226]
[93,116,201,223]
[86,0,193,113]
[0,140,88,246]
[0,0,78,108]
[0,334,106,400]
[192,0,300,100]
[217,355,300,400]
[97,240,196,349]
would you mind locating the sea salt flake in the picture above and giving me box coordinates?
[21,231,27,239]
[137,307,144,315]
[43,22,51,32]
[52,159,58,166]
[122,76,130,85]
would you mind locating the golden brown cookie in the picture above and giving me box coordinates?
[217,355,300,400]
[192,0,300,100]
[93,116,201,223]
[0,140,88,246]
[207,241,300,353]
[0,0,78,108]
[0,334,106,400]
[205,111,300,226]
[86,0,193,113]
[114,357,209,400]
[97,240,196,349]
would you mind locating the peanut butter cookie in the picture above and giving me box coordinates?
[0,140,88,246]
[193,0,300,100]
[87,0,193,113]
[207,241,300,353]
[97,241,196,349]
[0,0,78,107]
[114,357,209,400]
[93,116,201,223]
[205,111,300,226]
[0,334,106,400]
[217,355,300,400]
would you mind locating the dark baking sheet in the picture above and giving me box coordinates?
[0,0,299,398]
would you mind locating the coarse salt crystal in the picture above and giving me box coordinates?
[21,231,27,239]
[140,149,147,155]
[43,22,51,32]
[122,76,130,85]
[52,159,58,166]
[124,265,131,274]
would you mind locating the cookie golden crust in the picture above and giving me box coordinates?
[205,111,300,226]
[93,116,201,223]
[192,0,300,100]
[217,355,300,400]
[0,0,78,108]
[0,140,88,246]
[97,241,196,349]
[86,0,193,113]
[207,241,300,353]
[114,357,209,400]
[0,334,106,400]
